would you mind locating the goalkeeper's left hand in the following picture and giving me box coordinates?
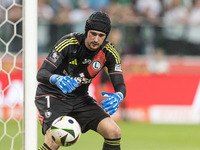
[101,92,124,115]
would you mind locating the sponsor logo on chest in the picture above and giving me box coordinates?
[82,59,92,64]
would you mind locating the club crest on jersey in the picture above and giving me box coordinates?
[92,60,102,71]
[45,111,52,118]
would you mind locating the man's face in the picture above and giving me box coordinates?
[85,30,106,51]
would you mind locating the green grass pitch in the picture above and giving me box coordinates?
[38,121,200,150]
[1,121,200,150]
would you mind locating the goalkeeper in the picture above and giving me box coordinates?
[35,11,126,150]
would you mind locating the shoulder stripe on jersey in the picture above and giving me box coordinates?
[55,37,76,49]
[55,37,78,52]
[105,43,121,64]
[55,38,71,50]
[57,41,78,52]
[106,43,120,64]
[55,38,76,50]
[108,44,121,63]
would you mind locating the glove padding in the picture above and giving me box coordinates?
[101,92,124,115]
[50,74,79,94]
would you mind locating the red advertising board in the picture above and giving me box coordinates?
[1,56,200,123]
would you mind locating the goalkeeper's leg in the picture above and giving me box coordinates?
[38,128,60,150]
[97,117,121,150]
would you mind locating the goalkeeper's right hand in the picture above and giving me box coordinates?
[49,74,79,94]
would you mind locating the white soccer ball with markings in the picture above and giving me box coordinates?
[50,116,81,146]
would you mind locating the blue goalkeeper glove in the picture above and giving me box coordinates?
[101,92,124,115]
[50,74,79,94]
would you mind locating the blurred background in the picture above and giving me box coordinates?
[37,0,200,124]
[1,0,200,149]
[1,0,200,123]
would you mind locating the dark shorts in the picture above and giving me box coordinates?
[35,95,110,135]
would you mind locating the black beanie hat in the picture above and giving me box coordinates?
[85,11,111,37]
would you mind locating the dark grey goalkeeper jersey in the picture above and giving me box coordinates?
[36,33,126,99]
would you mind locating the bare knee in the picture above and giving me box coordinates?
[109,125,121,139]
[45,128,60,150]
[97,117,121,139]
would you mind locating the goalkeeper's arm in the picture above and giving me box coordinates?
[101,73,126,115]
[110,73,126,98]
[37,61,79,94]
[36,60,55,85]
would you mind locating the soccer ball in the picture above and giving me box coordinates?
[50,116,81,146]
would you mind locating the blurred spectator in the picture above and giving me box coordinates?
[147,48,170,74]
[89,0,110,11]
[135,0,162,24]
[69,0,93,33]
[0,0,22,54]
[119,4,142,24]
[104,2,122,23]
[53,5,71,25]
[9,7,22,53]
[162,0,188,55]
[38,0,55,26]
[134,0,162,55]
[7,4,22,53]
[38,0,55,53]
[163,0,192,8]
[105,2,142,55]
[34,0,200,56]
[108,27,123,54]
[105,2,141,24]
[0,0,25,54]
[185,0,200,55]
[50,2,73,44]
[49,0,74,14]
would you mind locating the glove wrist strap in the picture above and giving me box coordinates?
[115,92,124,103]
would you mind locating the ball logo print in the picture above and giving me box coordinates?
[92,60,102,70]
[50,116,81,147]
